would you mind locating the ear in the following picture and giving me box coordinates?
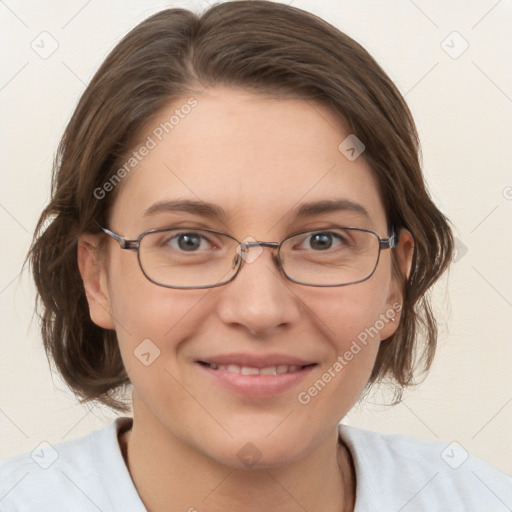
[380,228,414,339]
[393,228,415,284]
[77,233,116,330]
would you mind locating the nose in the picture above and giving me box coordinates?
[216,243,301,336]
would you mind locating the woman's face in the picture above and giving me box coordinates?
[82,86,410,468]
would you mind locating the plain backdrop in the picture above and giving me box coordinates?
[0,0,511,474]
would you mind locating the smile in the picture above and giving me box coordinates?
[196,360,317,398]
[199,361,309,375]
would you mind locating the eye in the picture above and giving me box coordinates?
[165,232,214,252]
[300,231,346,251]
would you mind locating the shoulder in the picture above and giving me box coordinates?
[339,424,512,512]
[0,416,144,512]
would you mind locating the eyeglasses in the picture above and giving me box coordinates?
[98,224,397,289]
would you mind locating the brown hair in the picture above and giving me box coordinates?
[27,0,453,412]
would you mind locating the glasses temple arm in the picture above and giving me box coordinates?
[380,230,397,249]
[95,222,138,250]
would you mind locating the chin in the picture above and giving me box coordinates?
[202,433,307,471]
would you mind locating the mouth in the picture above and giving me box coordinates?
[198,361,316,375]
[195,357,317,398]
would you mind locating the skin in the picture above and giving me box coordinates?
[78,86,414,512]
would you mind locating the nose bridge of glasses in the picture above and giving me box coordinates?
[239,240,280,259]
[241,241,279,250]
[233,240,281,269]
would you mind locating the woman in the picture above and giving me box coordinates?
[1,1,510,510]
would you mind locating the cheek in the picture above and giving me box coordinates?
[109,280,216,435]
[293,282,393,417]
[308,268,394,350]
[312,291,383,377]
[106,253,210,372]
[301,265,395,375]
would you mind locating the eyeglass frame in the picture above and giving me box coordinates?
[96,222,397,289]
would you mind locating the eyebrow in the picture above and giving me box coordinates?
[291,198,369,219]
[143,198,369,222]
[144,199,229,221]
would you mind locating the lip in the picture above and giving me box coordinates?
[197,352,316,369]
[195,353,317,398]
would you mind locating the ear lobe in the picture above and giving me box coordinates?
[77,234,116,330]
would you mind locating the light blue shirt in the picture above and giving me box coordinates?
[1,417,510,511]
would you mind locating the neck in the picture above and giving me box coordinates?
[119,411,355,512]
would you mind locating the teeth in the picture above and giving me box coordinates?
[206,363,303,375]
[241,366,259,375]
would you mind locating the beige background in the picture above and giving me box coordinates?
[1,0,511,475]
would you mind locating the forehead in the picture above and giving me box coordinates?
[111,86,387,235]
